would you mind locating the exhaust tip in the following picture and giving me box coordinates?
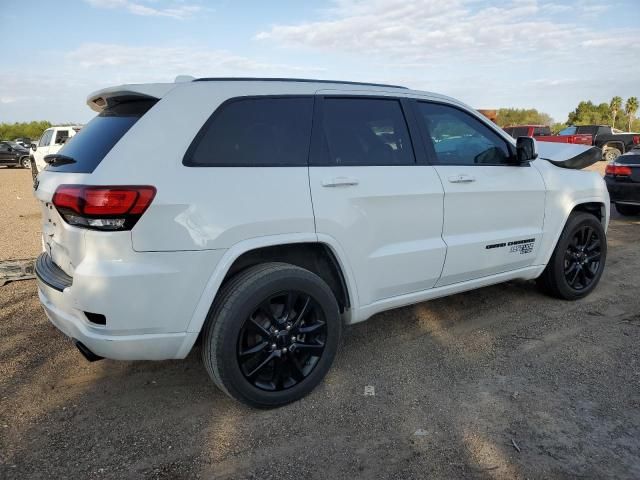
[73,339,103,362]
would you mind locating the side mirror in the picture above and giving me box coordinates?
[516,136,538,164]
[31,144,37,151]
[7,147,13,152]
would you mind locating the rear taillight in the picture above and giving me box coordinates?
[52,185,156,231]
[605,164,632,177]
[633,136,640,145]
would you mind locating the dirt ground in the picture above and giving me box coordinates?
[1,163,639,479]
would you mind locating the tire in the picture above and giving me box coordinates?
[615,203,640,216]
[536,212,607,300]
[603,147,622,162]
[201,262,342,408]
[21,156,30,169]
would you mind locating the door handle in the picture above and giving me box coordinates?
[448,174,475,184]
[322,177,359,187]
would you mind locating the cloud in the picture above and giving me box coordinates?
[84,0,201,19]
[66,43,326,81]
[256,0,635,62]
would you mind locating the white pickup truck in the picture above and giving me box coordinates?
[31,126,82,172]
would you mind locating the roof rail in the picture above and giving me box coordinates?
[193,77,408,89]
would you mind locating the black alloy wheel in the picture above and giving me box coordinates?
[563,225,602,291]
[237,291,327,391]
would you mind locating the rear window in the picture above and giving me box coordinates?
[46,100,156,173]
[619,153,640,165]
[558,126,576,136]
[533,126,551,136]
[184,97,314,167]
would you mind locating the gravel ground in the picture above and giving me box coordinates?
[1,161,639,479]
[0,167,41,261]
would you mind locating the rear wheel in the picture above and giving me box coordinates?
[615,203,640,216]
[603,147,622,162]
[537,212,606,300]
[201,262,341,408]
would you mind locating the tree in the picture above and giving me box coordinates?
[625,97,638,132]
[496,108,553,127]
[0,121,53,142]
[610,96,623,129]
[567,101,611,125]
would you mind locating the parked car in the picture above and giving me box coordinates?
[32,126,82,172]
[558,125,639,161]
[34,77,610,407]
[13,137,33,149]
[604,147,640,216]
[503,125,592,145]
[0,141,31,168]
[503,125,551,138]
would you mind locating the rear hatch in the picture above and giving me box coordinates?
[34,98,159,277]
[618,151,640,182]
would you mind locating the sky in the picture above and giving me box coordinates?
[1,0,639,124]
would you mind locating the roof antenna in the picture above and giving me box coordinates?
[174,75,195,83]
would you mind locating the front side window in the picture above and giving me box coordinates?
[186,97,313,167]
[416,102,511,165]
[318,97,415,166]
[0,142,9,152]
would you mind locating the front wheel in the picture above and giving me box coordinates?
[21,156,31,169]
[201,263,341,408]
[615,203,640,216]
[537,212,607,300]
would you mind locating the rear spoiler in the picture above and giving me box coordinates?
[86,83,179,112]
[536,142,602,170]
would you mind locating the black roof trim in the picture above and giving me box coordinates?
[193,77,408,89]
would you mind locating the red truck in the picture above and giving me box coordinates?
[503,125,591,145]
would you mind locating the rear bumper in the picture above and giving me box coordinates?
[35,247,225,360]
[605,177,640,205]
[38,280,198,360]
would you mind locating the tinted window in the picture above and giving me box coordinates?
[575,126,598,135]
[506,127,530,138]
[416,102,511,165]
[186,97,313,166]
[318,98,414,166]
[46,100,156,173]
[620,153,640,165]
[38,130,52,147]
[0,142,9,152]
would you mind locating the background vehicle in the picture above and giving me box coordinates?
[604,147,640,216]
[33,78,609,407]
[32,126,82,172]
[13,137,33,149]
[0,141,31,168]
[503,125,551,138]
[558,125,639,161]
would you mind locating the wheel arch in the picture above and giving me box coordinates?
[602,141,625,154]
[181,234,358,354]
[536,198,608,268]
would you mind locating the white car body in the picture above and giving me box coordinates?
[33,125,82,172]
[34,78,610,363]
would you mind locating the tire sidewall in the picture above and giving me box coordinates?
[212,267,341,407]
[551,214,607,300]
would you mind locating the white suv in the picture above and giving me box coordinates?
[34,78,609,407]
[32,125,82,172]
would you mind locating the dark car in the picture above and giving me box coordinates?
[605,147,640,216]
[0,141,31,169]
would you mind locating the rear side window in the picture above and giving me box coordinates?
[317,97,415,166]
[46,100,156,174]
[185,97,313,166]
[54,130,69,145]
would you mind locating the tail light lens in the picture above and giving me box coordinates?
[633,136,640,145]
[605,164,632,177]
[52,185,156,231]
